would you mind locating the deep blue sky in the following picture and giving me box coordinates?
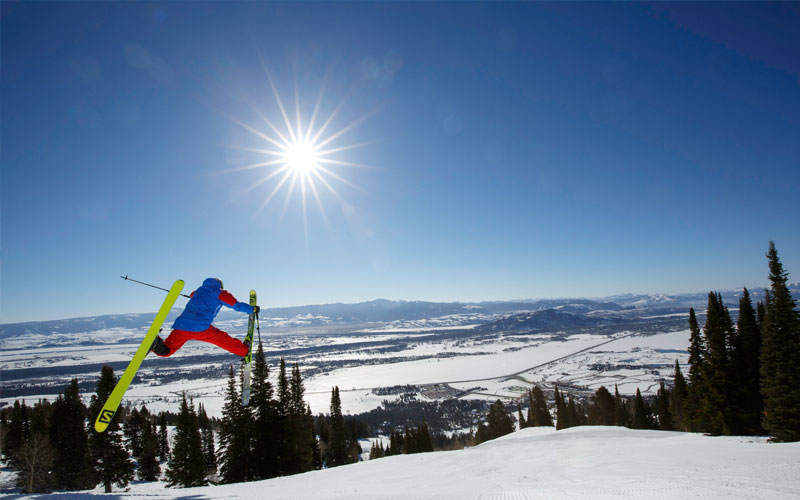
[2,2,799,323]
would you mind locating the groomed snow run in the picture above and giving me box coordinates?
[19,426,800,500]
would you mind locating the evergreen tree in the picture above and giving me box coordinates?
[275,357,290,475]
[87,366,134,493]
[699,292,733,434]
[631,388,650,430]
[528,386,553,427]
[326,387,349,467]
[218,366,252,483]
[277,358,290,419]
[613,385,628,427]
[670,361,688,431]
[474,423,490,444]
[387,429,404,455]
[158,413,170,462]
[198,404,217,477]
[138,418,161,481]
[50,378,92,490]
[123,408,145,459]
[588,386,615,426]
[517,403,527,429]
[369,440,386,459]
[760,241,800,441]
[416,421,434,452]
[554,386,568,430]
[486,400,514,439]
[402,426,415,454]
[685,307,705,431]
[285,363,314,474]
[656,381,673,431]
[250,343,280,479]
[3,400,27,460]
[730,288,764,435]
[567,395,582,427]
[309,405,322,470]
[165,395,206,487]
[29,399,52,437]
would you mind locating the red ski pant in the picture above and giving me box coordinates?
[160,325,248,357]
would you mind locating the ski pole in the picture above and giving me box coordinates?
[120,275,192,298]
[256,311,262,345]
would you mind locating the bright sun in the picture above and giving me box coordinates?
[284,141,319,176]
[221,73,373,229]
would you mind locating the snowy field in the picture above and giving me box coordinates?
[1,327,692,418]
[7,426,799,500]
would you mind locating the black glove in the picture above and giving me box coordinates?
[253,305,260,315]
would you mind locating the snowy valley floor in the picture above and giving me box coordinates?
[7,426,800,500]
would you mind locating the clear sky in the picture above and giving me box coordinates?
[2,2,799,323]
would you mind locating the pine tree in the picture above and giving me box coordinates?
[474,423,490,444]
[158,413,170,462]
[197,404,217,477]
[277,358,290,419]
[528,386,553,427]
[326,387,349,467]
[567,395,582,427]
[369,440,386,460]
[416,421,434,452]
[613,385,628,427]
[588,386,615,426]
[554,386,568,430]
[487,400,514,439]
[50,378,92,490]
[218,366,252,483]
[285,363,313,474]
[517,403,527,429]
[3,400,27,460]
[730,288,764,435]
[760,241,800,442]
[308,405,322,469]
[138,417,161,481]
[29,399,52,437]
[670,361,688,431]
[123,408,144,459]
[685,307,705,431]
[275,357,290,475]
[631,388,650,429]
[699,292,733,434]
[87,366,134,493]
[250,343,279,479]
[165,395,206,487]
[656,381,673,430]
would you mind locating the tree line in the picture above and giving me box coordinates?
[670,241,799,441]
[478,241,800,443]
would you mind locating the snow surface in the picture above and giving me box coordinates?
[11,426,799,499]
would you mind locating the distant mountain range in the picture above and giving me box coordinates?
[1,284,797,339]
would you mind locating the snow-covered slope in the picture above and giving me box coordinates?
[30,426,800,499]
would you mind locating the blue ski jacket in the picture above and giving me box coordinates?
[172,278,254,332]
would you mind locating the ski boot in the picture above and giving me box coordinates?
[150,334,170,356]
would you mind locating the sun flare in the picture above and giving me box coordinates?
[284,141,320,176]
[220,73,374,231]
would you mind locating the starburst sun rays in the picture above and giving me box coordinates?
[221,77,375,230]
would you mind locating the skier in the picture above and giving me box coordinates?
[149,277,259,358]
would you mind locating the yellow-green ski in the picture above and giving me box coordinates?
[241,289,257,406]
[94,279,185,433]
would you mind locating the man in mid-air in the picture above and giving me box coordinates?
[150,277,259,357]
